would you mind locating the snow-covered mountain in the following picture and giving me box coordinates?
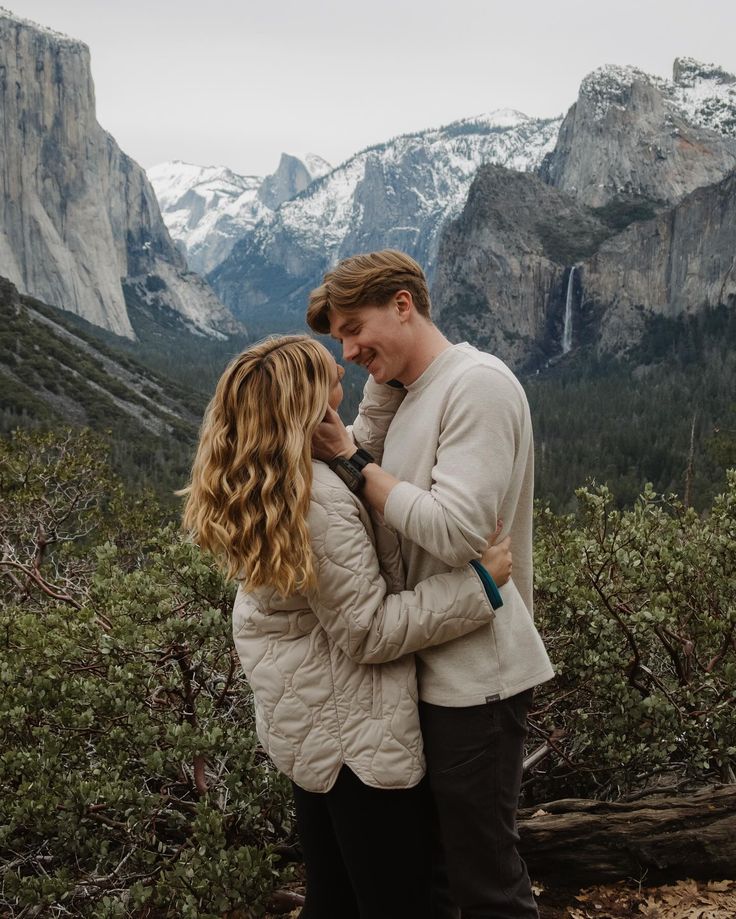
[208,109,562,334]
[148,153,331,275]
[540,59,736,208]
[664,57,736,136]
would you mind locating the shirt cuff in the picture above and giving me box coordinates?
[469,560,504,610]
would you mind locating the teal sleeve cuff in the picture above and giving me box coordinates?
[469,560,504,610]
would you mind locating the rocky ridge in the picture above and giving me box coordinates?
[148,153,331,275]
[0,273,201,441]
[433,59,736,369]
[208,110,562,334]
[539,59,736,208]
[0,9,237,340]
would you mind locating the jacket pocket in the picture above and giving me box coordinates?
[371,667,382,719]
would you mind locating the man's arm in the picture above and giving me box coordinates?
[349,376,406,463]
[314,366,527,568]
[383,367,526,567]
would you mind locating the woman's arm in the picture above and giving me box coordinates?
[306,480,495,665]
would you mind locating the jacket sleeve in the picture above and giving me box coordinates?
[348,376,406,464]
[306,483,493,664]
[383,365,527,567]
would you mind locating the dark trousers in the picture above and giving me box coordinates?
[420,690,538,919]
[292,765,433,919]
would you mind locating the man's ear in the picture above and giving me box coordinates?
[394,289,414,322]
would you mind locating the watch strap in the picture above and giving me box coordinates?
[350,448,374,472]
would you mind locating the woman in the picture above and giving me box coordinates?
[182,335,511,919]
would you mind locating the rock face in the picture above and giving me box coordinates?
[208,110,562,336]
[0,10,236,339]
[432,165,609,368]
[148,153,331,275]
[258,153,329,209]
[432,59,736,368]
[540,62,736,208]
[580,167,736,354]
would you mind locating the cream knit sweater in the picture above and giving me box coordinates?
[354,343,554,706]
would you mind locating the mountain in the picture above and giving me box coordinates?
[0,10,237,340]
[432,165,612,369]
[539,59,736,209]
[148,153,332,275]
[207,110,562,336]
[580,167,736,355]
[432,58,736,370]
[0,275,206,497]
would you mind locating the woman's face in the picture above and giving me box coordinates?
[328,355,345,411]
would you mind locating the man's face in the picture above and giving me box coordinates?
[328,298,409,384]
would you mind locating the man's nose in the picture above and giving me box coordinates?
[342,338,360,362]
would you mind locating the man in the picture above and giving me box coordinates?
[307,249,554,919]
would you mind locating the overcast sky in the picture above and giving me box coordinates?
[6,0,736,177]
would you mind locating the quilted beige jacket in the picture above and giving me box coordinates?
[232,461,495,793]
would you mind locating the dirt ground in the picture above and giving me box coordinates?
[266,878,736,918]
[535,878,736,918]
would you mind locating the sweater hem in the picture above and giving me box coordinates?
[418,666,555,708]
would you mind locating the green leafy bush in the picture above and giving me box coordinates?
[531,475,736,799]
[2,428,734,914]
[0,430,293,917]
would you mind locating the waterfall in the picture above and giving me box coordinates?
[562,266,575,354]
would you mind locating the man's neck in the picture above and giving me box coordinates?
[399,324,452,385]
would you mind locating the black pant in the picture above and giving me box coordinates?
[292,765,433,919]
[420,690,538,919]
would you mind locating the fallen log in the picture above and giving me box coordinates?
[518,784,736,885]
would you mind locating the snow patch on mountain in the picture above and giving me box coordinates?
[668,57,736,137]
[148,154,332,275]
[275,110,562,264]
[579,59,736,137]
[579,65,651,120]
[292,153,333,181]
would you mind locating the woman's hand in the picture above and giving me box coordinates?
[480,523,512,587]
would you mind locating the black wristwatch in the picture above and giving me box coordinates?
[328,448,374,493]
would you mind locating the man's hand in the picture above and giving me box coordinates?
[312,407,356,461]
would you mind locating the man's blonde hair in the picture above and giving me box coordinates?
[306,249,431,334]
[181,335,332,595]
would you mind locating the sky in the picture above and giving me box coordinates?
[4,0,736,177]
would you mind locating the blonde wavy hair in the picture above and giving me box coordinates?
[181,335,333,595]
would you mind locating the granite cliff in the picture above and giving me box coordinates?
[539,60,736,209]
[0,10,236,339]
[432,165,610,368]
[433,59,736,368]
[580,167,736,354]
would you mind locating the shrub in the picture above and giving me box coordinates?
[531,475,736,799]
[0,430,293,917]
